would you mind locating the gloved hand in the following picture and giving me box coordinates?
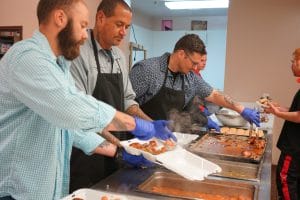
[152,120,177,142]
[131,117,155,140]
[122,150,154,168]
[206,117,220,132]
[199,105,211,116]
[241,108,260,127]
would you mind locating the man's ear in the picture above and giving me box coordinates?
[54,9,68,28]
[96,10,105,24]
[178,49,186,58]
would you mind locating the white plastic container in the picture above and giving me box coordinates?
[120,138,221,181]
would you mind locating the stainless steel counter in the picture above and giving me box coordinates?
[92,114,274,200]
[92,135,272,200]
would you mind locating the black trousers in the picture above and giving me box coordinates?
[277,152,300,200]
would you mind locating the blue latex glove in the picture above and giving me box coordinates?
[122,150,154,168]
[240,108,260,127]
[202,107,211,116]
[152,120,177,142]
[131,117,155,140]
[206,117,220,132]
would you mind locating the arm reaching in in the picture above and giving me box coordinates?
[265,102,300,123]
[126,104,152,121]
[93,141,117,157]
[205,90,260,126]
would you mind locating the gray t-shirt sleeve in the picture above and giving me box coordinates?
[116,49,138,110]
[70,55,89,94]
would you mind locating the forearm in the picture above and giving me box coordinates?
[273,110,300,123]
[93,141,117,157]
[279,107,290,112]
[126,104,152,121]
[206,90,244,113]
[104,111,136,132]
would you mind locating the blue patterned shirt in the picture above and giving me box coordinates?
[129,53,213,107]
[0,30,116,200]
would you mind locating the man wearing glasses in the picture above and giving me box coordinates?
[129,34,260,129]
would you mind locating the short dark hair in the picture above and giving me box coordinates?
[173,34,207,55]
[293,48,300,60]
[37,0,84,24]
[97,0,132,17]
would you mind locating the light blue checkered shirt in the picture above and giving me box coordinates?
[0,30,116,200]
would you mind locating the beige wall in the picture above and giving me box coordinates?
[0,0,39,38]
[226,0,300,164]
[0,0,99,38]
[0,0,130,64]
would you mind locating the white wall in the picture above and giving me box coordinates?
[130,24,153,65]
[131,14,227,90]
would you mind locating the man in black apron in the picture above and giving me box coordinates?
[130,34,260,130]
[69,0,162,192]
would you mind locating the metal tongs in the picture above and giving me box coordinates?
[249,122,259,145]
[249,122,254,137]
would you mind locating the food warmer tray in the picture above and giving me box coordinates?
[187,132,267,163]
[137,171,257,200]
[207,158,262,182]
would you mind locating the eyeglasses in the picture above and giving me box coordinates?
[185,52,199,67]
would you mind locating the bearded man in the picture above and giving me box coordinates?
[0,0,171,199]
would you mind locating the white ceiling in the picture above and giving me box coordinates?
[131,0,228,18]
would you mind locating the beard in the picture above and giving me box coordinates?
[58,19,85,60]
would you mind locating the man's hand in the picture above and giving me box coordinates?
[206,117,220,132]
[152,120,177,141]
[241,108,260,127]
[131,117,155,140]
[122,150,154,168]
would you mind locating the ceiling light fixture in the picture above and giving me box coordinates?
[165,0,229,10]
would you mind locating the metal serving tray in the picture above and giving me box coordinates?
[207,158,261,182]
[187,133,267,163]
[137,171,257,200]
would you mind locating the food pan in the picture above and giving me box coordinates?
[137,171,257,200]
[208,159,261,182]
[188,133,267,163]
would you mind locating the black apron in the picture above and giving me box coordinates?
[70,31,131,192]
[140,66,185,120]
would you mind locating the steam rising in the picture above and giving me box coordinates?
[167,96,208,133]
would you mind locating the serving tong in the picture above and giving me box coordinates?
[248,123,259,145]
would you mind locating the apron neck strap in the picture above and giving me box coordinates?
[90,30,101,74]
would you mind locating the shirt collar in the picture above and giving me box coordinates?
[87,29,121,60]
[159,52,171,73]
[159,52,182,78]
[33,30,57,61]
[33,30,70,72]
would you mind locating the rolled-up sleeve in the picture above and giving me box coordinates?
[72,130,104,155]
